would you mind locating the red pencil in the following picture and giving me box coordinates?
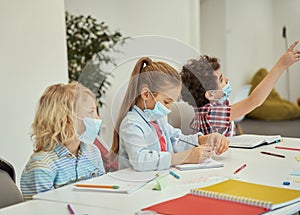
[74,184,119,189]
[275,146,300,151]
[233,164,247,174]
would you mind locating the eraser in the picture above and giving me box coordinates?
[282,181,290,186]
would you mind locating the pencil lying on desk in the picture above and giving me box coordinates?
[275,146,300,151]
[74,184,120,189]
[233,164,247,174]
[260,151,285,158]
[67,204,75,215]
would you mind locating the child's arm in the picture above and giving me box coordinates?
[171,145,212,165]
[230,41,300,121]
[20,161,54,200]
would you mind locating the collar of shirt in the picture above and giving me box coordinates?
[54,143,85,158]
[132,105,151,123]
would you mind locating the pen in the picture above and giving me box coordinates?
[275,146,300,151]
[269,139,283,144]
[178,139,198,147]
[169,170,180,179]
[233,163,247,174]
[67,204,75,215]
[74,184,120,189]
[260,151,285,158]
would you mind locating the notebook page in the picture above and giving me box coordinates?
[107,168,169,182]
[73,174,146,194]
[175,158,224,171]
[229,134,282,148]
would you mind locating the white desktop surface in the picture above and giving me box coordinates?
[32,137,300,214]
[0,200,131,215]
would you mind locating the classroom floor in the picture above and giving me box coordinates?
[239,117,300,138]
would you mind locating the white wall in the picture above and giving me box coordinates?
[201,0,300,102]
[0,0,68,185]
[65,0,200,51]
[200,0,227,70]
[65,0,201,147]
[273,0,300,102]
[226,0,274,97]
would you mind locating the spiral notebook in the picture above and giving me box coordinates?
[192,179,300,210]
[143,179,300,214]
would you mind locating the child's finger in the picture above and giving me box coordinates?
[288,41,299,51]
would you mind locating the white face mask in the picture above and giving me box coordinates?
[77,117,102,144]
[143,91,171,121]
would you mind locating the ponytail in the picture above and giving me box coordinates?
[110,57,181,161]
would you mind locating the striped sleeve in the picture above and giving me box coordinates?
[20,159,55,200]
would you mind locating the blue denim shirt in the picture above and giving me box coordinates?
[118,105,203,171]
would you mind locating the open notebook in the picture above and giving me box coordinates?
[73,168,168,194]
[175,158,224,171]
[73,174,146,194]
[107,167,169,182]
[143,179,300,214]
[229,134,282,149]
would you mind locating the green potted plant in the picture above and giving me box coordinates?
[65,12,126,107]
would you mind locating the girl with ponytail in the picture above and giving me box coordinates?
[111,57,229,171]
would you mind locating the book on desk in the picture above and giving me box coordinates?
[143,179,300,214]
[73,168,168,194]
[175,158,224,171]
[228,134,282,149]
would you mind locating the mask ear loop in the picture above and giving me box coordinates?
[148,90,157,102]
[144,99,147,110]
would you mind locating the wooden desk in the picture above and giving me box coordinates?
[33,137,300,214]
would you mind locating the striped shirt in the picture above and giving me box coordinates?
[191,100,236,137]
[21,142,105,200]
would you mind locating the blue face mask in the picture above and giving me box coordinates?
[144,92,171,121]
[78,117,102,144]
[219,82,232,103]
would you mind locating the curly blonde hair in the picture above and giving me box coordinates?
[32,81,96,152]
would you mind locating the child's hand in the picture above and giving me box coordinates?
[278,41,300,69]
[206,132,230,155]
[186,145,214,163]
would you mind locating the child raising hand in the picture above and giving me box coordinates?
[181,41,300,136]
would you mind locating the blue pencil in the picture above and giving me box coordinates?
[169,170,180,179]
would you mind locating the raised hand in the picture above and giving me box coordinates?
[278,41,300,70]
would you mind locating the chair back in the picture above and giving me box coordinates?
[0,158,23,208]
[168,101,195,135]
[0,158,16,182]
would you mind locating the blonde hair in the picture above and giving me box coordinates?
[32,81,96,152]
[110,57,181,156]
